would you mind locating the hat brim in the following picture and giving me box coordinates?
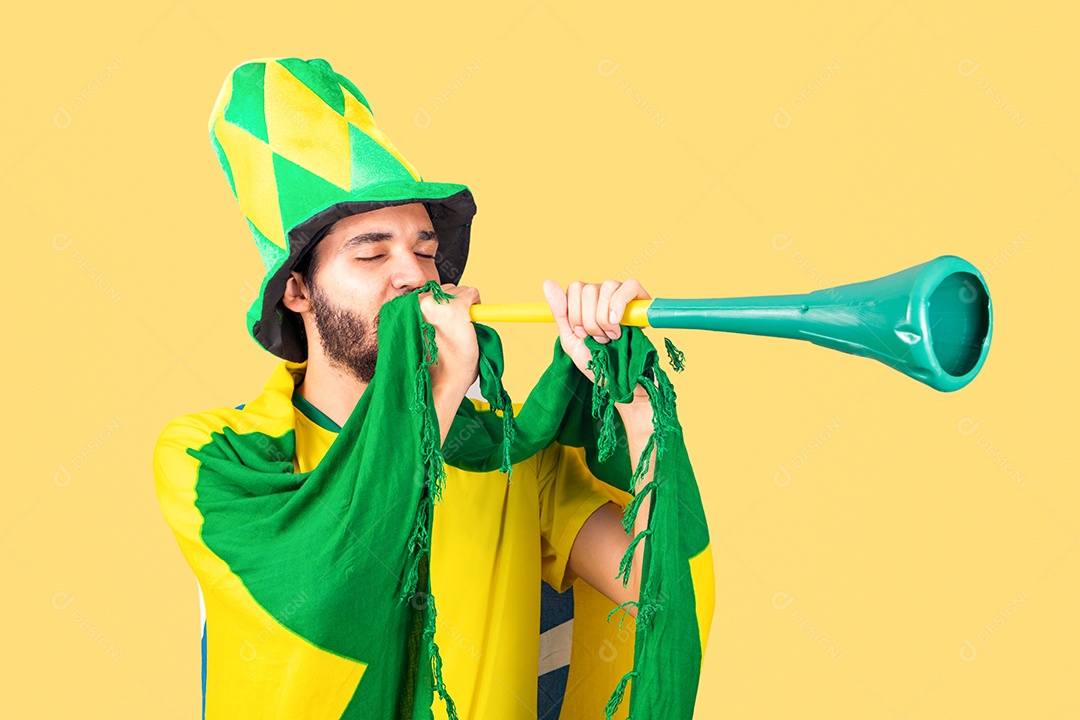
[250,180,476,362]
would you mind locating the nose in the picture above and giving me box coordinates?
[389,247,439,293]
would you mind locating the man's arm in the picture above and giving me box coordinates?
[433,383,466,447]
[565,390,655,617]
[536,276,659,617]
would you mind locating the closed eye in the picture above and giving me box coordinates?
[356,253,437,262]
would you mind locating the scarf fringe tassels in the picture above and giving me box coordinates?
[664,336,686,372]
[478,350,518,480]
[423,593,459,719]
[589,335,685,720]
[406,287,688,720]
[401,280,461,719]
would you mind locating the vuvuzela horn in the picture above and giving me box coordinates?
[469,255,993,392]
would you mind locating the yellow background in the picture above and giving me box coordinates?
[2,1,1076,717]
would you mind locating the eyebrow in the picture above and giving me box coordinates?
[339,229,438,253]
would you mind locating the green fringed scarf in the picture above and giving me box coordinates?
[429,281,711,719]
[188,279,711,719]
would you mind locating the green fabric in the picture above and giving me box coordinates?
[277,57,348,115]
[292,391,342,432]
[187,280,710,718]
[222,62,268,142]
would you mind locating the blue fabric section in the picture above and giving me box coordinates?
[538,580,573,720]
[201,619,207,720]
[540,577,574,634]
[537,664,569,720]
[235,404,246,410]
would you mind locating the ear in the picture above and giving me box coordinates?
[282,271,311,313]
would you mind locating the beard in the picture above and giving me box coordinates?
[307,278,380,384]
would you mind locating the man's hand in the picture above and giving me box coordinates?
[541,278,653,402]
[419,283,481,445]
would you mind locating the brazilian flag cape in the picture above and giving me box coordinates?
[156,281,712,718]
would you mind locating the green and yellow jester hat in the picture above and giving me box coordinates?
[208,57,477,361]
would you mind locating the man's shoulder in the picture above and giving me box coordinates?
[155,362,298,455]
[153,403,248,460]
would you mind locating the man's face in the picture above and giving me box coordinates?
[288,202,442,383]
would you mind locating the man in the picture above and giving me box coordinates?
[280,200,658,612]
[152,57,713,720]
[280,199,659,711]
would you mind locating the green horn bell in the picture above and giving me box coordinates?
[646,255,992,392]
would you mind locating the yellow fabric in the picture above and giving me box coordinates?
[286,365,616,719]
[688,542,716,659]
[560,579,638,717]
[262,61,352,191]
[209,113,286,252]
[153,389,367,718]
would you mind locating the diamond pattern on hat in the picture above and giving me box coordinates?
[272,151,355,232]
[342,90,421,182]
[263,61,352,192]
[222,62,268,143]
[276,57,347,115]
[347,123,416,192]
[211,113,286,252]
